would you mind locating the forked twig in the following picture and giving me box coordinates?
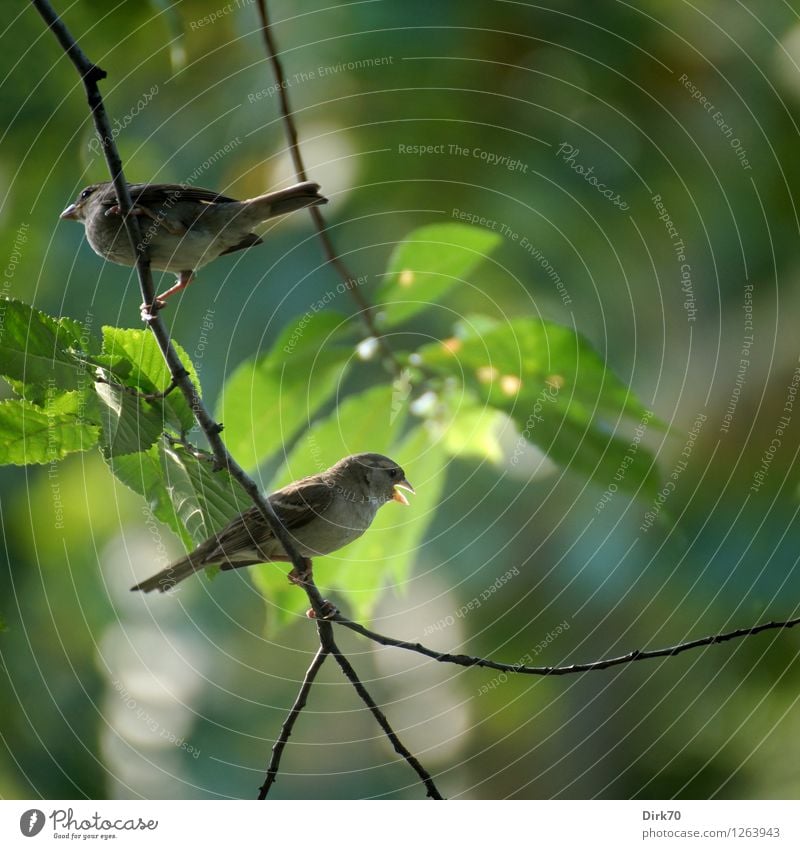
[258,643,329,799]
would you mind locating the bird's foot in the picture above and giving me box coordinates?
[306,600,338,620]
[287,558,313,586]
[140,298,166,321]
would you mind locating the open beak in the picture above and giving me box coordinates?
[392,478,415,506]
[60,203,79,221]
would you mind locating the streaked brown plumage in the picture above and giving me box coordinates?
[131,453,414,593]
[60,180,326,310]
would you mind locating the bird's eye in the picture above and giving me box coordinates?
[389,468,398,478]
[80,188,93,200]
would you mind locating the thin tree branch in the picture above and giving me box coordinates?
[32,0,329,619]
[258,643,329,799]
[258,619,443,799]
[328,629,444,800]
[331,613,800,676]
[254,0,401,375]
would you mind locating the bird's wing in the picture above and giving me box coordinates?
[128,184,238,207]
[201,480,335,564]
[218,233,263,255]
[271,480,337,531]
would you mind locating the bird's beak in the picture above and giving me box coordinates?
[60,203,79,221]
[392,478,415,506]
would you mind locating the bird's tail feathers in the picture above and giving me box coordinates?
[246,181,327,219]
[131,555,203,593]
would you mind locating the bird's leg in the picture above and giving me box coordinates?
[287,557,313,586]
[157,270,196,303]
[141,270,195,320]
[286,558,337,619]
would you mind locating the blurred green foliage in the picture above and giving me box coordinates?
[1,0,800,802]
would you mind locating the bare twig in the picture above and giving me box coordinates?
[258,643,329,799]
[332,613,800,676]
[257,620,442,800]
[254,0,400,375]
[328,630,444,800]
[32,0,329,619]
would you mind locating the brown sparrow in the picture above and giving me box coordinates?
[60,180,327,314]
[131,453,415,593]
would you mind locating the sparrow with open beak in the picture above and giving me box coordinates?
[131,453,415,594]
[60,180,326,316]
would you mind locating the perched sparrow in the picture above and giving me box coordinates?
[131,453,415,593]
[60,180,326,313]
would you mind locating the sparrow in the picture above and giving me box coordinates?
[131,453,415,593]
[60,180,327,314]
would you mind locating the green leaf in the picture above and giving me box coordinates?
[95,380,166,458]
[218,311,351,472]
[271,384,407,488]
[376,224,501,327]
[158,439,252,545]
[0,298,95,401]
[101,327,199,433]
[106,442,193,549]
[419,316,660,497]
[0,393,99,465]
[252,384,409,631]
[436,391,507,464]
[108,439,253,553]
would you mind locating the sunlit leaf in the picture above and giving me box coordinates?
[158,439,252,545]
[96,379,167,459]
[0,393,99,465]
[107,441,192,549]
[376,224,501,326]
[418,316,660,497]
[436,390,507,464]
[101,326,199,433]
[218,311,352,472]
[0,298,95,402]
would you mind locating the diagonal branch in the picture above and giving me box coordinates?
[32,0,329,619]
[258,643,329,799]
[332,612,800,676]
[327,628,444,800]
[254,0,400,375]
